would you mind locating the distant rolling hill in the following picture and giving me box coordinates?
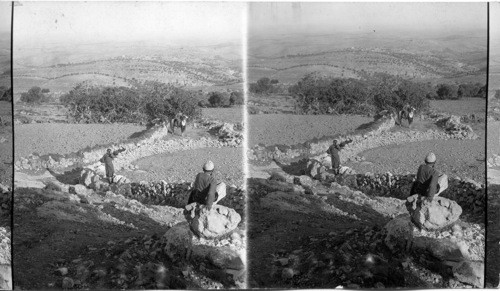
[249,31,487,85]
[13,41,243,96]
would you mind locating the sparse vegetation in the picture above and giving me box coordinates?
[20,86,50,104]
[229,91,244,105]
[207,91,230,108]
[0,86,11,102]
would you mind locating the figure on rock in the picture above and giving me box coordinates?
[99,147,126,184]
[410,152,448,200]
[187,160,226,211]
[327,139,352,175]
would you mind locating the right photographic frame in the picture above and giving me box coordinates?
[487,1,500,288]
[246,2,488,288]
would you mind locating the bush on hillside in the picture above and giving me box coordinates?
[229,91,244,105]
[208,91,230,107]
[0,86,11,102]
[61,81,201,123]
[20,86,49,104]
[289,73,429,115]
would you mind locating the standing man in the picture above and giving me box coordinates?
[99,147,125,184]
[410,152,443,200]
[327,139,351,175]
[188,161,226,211]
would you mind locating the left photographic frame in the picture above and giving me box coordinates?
[0,1,13,290]
[12,2,246,289]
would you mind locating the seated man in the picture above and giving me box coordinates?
[187,160,226,211]
[410,152,445,200]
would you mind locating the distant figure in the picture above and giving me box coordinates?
[171,112,188,136]
[327,139,352,175]
[410,153,444,200]
[99,147,126,184]
[399,105,416,127]
[187,161,226,211]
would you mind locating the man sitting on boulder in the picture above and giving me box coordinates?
[187,160,226,211]
[410,152,443,200]
[99,147,126,184]
[327,139,352,175]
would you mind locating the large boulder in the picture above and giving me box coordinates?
[184,203,241,239]
[406,194,462,230]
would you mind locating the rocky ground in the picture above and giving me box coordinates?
[14,115,245,289]
[248,106,486,288]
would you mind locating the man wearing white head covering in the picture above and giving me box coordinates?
[187,160,226,210]
[410,152,443,200]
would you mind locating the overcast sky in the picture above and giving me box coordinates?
[250,2,487,36]
[14,2,244,47]
[492,2,500,51]
[0,2,11,33]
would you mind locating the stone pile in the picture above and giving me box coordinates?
[184,203,241,239]
[436,115,478,139]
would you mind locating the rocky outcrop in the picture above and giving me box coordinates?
[383,214,484,287]
[162,222,245,286]
[406,195,462,230]
[184,203,241,239]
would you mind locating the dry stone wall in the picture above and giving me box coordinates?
[248,112,477,164]
[15,119,243,173]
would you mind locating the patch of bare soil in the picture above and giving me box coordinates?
[15,123,146,159]
[121,147,243,186]
[346,138,484,182]
[248,114,372,147]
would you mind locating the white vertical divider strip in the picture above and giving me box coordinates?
[241,2,249,289]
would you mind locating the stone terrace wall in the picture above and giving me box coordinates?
[15,119,243,172]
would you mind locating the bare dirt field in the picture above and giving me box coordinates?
[121,147,243,186]
[15,123,146,159]
[202,107,243,124]
[248,114,372,147]
[430,98,485,117]
[346,138,484,182]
